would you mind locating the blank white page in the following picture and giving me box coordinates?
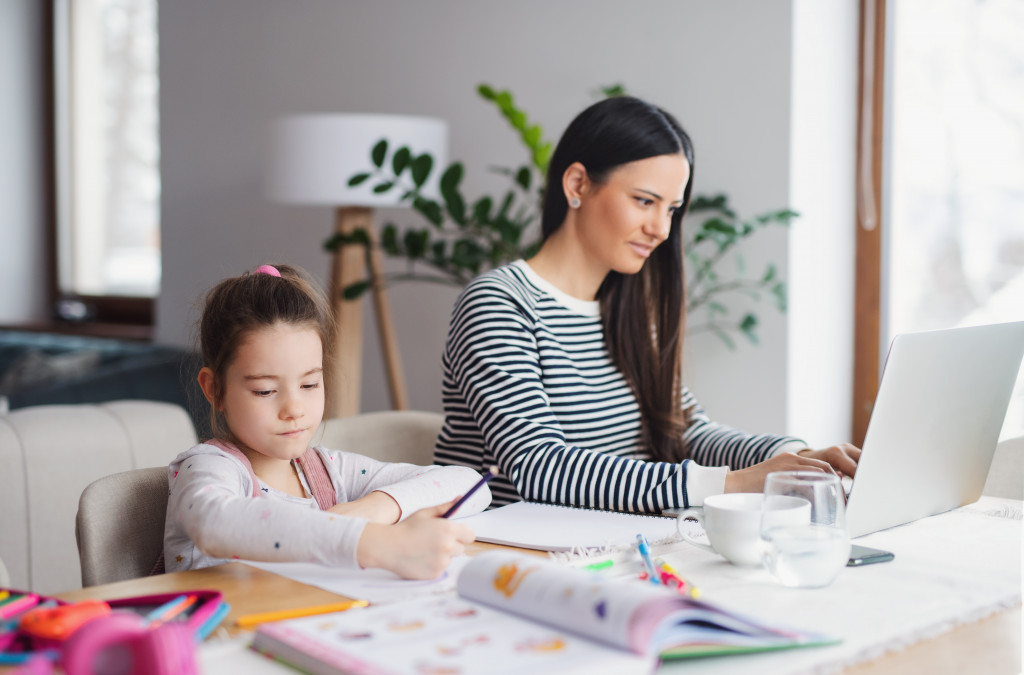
[458,501,679,551]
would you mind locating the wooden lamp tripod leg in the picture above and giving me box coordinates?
[327,206,408,418]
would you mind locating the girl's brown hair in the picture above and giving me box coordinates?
[197,263,334,439]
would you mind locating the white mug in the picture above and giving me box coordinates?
[677,493,811,566]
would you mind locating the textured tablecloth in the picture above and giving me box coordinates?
[652,497,1022,674]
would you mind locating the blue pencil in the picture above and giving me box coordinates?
[195,601,231,642]
[442,466,499,518]
[144,595,189,623]
[636,534,661,585]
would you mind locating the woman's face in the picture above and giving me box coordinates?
[575,153,690,276]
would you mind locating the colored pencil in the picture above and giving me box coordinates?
[235,599,369,629]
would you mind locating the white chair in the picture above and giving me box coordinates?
[0,401,196,594]
[983,435,1024,500]
[318,410,444,466]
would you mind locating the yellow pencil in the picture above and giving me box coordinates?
[235,599,369,629]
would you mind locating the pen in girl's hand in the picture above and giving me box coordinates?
[442,466,499,518]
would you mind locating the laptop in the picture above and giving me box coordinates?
[845,321,1024,538]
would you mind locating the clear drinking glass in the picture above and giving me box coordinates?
[760,471,851,588]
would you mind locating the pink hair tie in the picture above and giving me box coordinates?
[254,264,281,277]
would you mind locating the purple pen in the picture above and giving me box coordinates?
[442,466,498,518]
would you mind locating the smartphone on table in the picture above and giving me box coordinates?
[847,544,894,566]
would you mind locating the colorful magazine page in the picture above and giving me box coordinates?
[251,551,836,674]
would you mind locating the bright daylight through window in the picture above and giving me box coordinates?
[57,0,160,299]
[888,0,1024,438]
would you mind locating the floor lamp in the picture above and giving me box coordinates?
[266,114,449,418]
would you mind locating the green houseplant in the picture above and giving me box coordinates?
[327,85,795,348]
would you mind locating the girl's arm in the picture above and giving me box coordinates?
[167,447,368,568]
[318,450,490,522]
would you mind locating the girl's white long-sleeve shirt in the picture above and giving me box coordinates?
[163,443,490,573]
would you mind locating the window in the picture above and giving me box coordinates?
[855,0,1024,442]
[54,0,160,321]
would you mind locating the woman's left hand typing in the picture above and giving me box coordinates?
[797,443,861,478]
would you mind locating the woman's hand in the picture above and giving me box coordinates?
[355,499,475,579]
[724,448,852,494]
[797,443,861,478]
[328,491,402,524]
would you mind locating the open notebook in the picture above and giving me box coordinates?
[457,501,679,551]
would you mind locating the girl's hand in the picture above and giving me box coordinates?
[329,491,402,524]
[355,499,475,579]
[724,452,839,494]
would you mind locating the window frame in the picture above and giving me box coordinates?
[852,0,888,446]
[48,0,156,338]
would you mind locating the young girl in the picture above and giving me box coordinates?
[434,96,860,511]
[164,263,489,580]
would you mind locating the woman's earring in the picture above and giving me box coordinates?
[569,197,581,209]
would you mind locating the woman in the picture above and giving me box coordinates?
[434,96,859,511]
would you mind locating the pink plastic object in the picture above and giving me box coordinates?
[60,613,198,675]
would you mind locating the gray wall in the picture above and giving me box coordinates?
[0,0,48,322]
[160,0,840,435]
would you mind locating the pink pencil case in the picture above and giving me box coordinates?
[1,588,227,674]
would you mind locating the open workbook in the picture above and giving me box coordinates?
[251,551,836,675]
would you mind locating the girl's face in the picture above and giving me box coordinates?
[575,153,690,276]
[215,322,325,461]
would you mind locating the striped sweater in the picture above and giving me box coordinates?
[434,260,805,511]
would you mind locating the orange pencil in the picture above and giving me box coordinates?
[235,599,369,629]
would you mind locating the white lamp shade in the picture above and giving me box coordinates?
[266,113,449,206]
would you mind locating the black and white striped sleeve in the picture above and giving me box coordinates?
[442,281,693,513]
[682,388,806,468]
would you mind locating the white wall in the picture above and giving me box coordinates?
[787,1,859,447]
[0,0,48,323]
[158,0,856,439]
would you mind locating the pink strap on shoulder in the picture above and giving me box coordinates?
[296,448,338,511]
[207,439,337,510]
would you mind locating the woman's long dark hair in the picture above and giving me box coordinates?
[541,96,695,463]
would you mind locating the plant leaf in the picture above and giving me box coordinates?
[533,144,552,173]
[440,163,464,193]
[342,280,372,300]
[411,154,434,187]
[373,181,394,194]
[515,167,531,191]
[381,224,400,254]
[712,327,736,350]
[371,140,388,168]
[348,173,371,187]
[472,196,493,223]
[739,313,759,344]
[413,197,443,227]
[477,84,497,100]
[440,163,466,224]
[392,147,411,175]
[404,229,429,258]
[772,282,788,311]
